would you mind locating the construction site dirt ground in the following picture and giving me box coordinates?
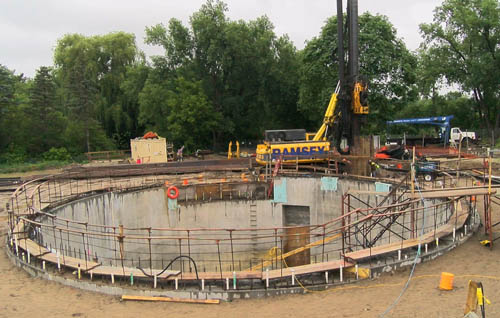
[0,164,499,318]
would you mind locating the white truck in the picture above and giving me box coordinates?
[449,127,477,145]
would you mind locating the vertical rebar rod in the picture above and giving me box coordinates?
[59,229,66,265]
[274,228,278,270]
[322,226,326,262]
[84,224,91,263]
[187,230,191,272]
[178,238,183,279]
[66,221,71,256]
[113,227,118,267]
[280,236,283,278]
[51,218,57,254]
[38,226,42,256]
[341,193,345,255]
[216,240,223,288]
[229,230,235,271]
[119,225,125,275]
[82,233,88,270]
[47,180,51,202]
[148,228,152,275]
[58,180,63,201]
[23,186,28,207]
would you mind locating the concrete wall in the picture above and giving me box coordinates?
[38,177,450,271]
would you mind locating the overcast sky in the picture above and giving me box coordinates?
[1,0,442,78]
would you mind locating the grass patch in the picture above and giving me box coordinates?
[0,161,71,174]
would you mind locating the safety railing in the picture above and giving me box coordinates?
[5,168,477,291]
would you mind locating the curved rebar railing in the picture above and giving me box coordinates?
[5,167,477,291]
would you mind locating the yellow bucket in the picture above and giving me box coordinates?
[439,272,454,290]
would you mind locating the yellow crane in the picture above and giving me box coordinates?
[256,0,369,165]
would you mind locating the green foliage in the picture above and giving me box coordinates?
[139,76,221,150]
[63,120,115,155]
[0,161,70,174]
[419,0,500,133]
[143,0,303,148]
[0,65,31,152]
[25,66,67,154]
[395,93,479,129]
[42,147,72,161]
[6,0,498,163]
[54,32,139,151]
[0,144,27,164]
[299,13,418,134]
[116,63,150,149]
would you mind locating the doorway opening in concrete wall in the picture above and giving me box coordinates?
[283,205,310,267]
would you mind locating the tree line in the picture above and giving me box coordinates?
[1,0,498,163]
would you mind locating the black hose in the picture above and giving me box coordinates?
[136,255,200,288]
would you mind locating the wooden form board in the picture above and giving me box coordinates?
[408,188,496,199]
[18,238,99,271]
[16,238,179,277]
[85,265,179,279]
[121,295,220,304]
[267,259,353,280]
[165,271,262,281]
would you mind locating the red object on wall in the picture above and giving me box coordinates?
[142,131,158,139]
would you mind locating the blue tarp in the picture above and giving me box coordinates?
[168,198,178,210]
[272,178,287,203]
[375,182,391,193]
[321,177,338,191]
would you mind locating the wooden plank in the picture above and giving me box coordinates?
[165,271,262,281]
[121,295,220,304]
[17,238,180,277]
[345,239,419,260]
[89,265,179,279]
[408,188,496,199]
[347,190,390,195]
[267,259,353,280]
[17,238,48,257]
[18,238,100,271]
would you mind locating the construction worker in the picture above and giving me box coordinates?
[177,145,184,162]
[369,160,380,177]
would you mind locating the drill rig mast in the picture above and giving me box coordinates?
[334,0,368,154]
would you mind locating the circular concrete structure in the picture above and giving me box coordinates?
[6,170,478,299]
